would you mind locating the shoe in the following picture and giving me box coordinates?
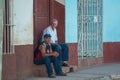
[56,72,67,76]
[48,74,56,78]
[62,63,69,67]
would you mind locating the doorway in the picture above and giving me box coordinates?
[33,0,65,48]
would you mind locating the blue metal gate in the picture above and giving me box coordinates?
[78,0,103,59]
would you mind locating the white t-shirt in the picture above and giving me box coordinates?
[42,26,58,43]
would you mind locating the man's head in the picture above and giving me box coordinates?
[44,34,51,44]
[51,19,58,28]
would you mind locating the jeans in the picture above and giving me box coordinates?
[51,43,69,62]
[34,56,62,76]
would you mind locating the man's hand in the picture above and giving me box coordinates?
[52,52,59,57]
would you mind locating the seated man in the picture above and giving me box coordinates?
[42,19,69,67]
[34,34,67,78]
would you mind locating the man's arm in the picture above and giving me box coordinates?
[39,45,58,57]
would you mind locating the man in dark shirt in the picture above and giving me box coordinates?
[34,34,67,78]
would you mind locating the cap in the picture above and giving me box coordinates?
[44,34,51,38]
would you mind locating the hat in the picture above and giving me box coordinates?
[44,34,51,38]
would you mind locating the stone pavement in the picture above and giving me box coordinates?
[23,63,120,80]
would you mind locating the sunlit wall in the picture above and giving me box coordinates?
[65,0,77,43]
[103,0,120,42]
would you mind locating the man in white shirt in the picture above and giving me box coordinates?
[42,19,69,67]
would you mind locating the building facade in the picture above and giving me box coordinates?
[1,0,78,80]
[0,0,120,80]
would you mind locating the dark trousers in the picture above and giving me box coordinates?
[52,43,69,62]
[34,56,62,76]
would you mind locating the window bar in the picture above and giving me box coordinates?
[101,0,103,57]
[83,0,85,58]
[92,0,94,57]
[84,0,86,58]
[93,0,95,56]
[91,0,93,57]
[3,0,7,54]
[10,0,14,54]
[80,0,82,59]
[3,25,7,54]
[81,0,84,59]
[96,0,99,57]
[6,0,10,54]
[78,0,79,58]
[3,0,14,54]
[86,0,89,57]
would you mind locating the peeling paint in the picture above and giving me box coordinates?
[14,14,33,45]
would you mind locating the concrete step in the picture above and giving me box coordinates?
[33,64,78,77]
[62,65,78,73]
[33,65,47,77]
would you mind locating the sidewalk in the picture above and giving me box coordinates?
[25,63,120,80]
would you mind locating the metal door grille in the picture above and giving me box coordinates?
[78,0,103,59]
[3,0,14,54]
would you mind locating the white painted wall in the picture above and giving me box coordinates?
[13,0,33,45]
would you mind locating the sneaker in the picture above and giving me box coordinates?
[48,74,56,78]
[62,63,69,67]
[56,72,67,76]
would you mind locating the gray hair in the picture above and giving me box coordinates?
[51,19,58,24]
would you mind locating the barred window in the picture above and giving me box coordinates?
[78,0,103,59]
[3,0,14,54]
